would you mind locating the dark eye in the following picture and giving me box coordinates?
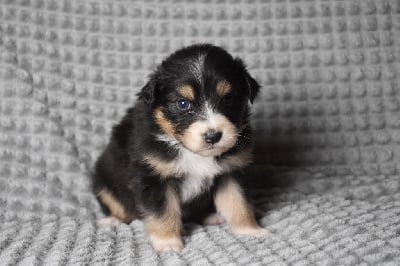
[177,99,191,110]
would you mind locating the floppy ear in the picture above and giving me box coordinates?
[244,72,260,104]
[234,58,260,104]
[137,77,159,105]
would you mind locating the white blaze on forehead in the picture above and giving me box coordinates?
[205,102,218,129]
[190,53,205,86]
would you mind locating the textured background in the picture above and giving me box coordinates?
[1,0,400,265]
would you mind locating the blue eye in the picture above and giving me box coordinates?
[177,99,191,110]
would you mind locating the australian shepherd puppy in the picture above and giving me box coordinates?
[93,44,268,254]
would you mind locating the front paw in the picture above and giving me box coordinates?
[232,226,270,237]
[203,213,225,225]
[150,236,184,254]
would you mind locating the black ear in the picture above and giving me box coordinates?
[244,72,260,104]
[234,58,260,104]
[137,77,159,105]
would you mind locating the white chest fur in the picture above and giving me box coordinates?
[176,149,223,202]
[144,146,252,203]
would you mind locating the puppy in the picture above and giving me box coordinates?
[93,44,268,253]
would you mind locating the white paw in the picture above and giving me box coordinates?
[150,236,184,254]
[203,213,225,225]
[232,226,270,237]
[97,217,122,227]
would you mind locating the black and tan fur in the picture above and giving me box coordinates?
[93,44,268,253]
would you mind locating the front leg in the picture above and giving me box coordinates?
[144,185,183,254]
[214,176,269,237]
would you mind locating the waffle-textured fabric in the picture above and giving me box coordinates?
[1,0,400,265]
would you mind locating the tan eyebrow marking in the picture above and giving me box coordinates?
[178,85,195,101]
[216,80,232,97]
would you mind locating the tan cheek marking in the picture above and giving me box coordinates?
[216,80,232,97]
[213,114,237,134]
[145,187,182,239]
[179,85,195,101]
[97,189,132,223]
[153,107,175,138]
[143,156,177,178]
[214,178,258,229]
[212,114,238,150]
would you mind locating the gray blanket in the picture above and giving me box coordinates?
[1,0,400,265]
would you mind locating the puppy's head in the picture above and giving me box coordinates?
[139,44,260,157]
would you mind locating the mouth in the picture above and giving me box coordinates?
[191,144,231,157]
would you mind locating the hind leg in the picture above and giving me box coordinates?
[96,189,134,226]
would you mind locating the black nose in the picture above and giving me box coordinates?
[203,130,223,144]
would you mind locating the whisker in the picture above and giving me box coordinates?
[238,134,251,140]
